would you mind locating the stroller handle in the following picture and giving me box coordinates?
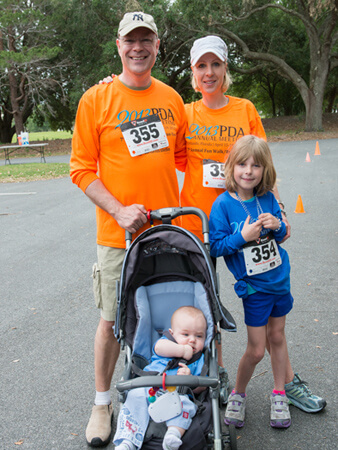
[125,206,210,248]
[116,374,219,392]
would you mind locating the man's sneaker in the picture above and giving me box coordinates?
[270,393,291,428]
[285,373,327,413]
[224,392,246,428]
[219,366,230,404]
[86,404,114,447]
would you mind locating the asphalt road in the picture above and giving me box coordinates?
[0,139,337,449]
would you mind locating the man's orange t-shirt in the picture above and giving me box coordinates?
[180,96,266,241]
[70,77,187,248]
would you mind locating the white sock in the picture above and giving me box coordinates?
[115,440,136,450]
[162,428,182,450]
[94,390,111,405]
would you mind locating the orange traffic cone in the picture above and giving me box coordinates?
[314,141,321,155]
[294,195,305,213]
[305,152,311,162]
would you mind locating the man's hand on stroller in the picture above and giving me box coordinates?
[177,363,191,376]
[114,203,147,233]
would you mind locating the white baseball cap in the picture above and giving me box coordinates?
[118,12,158,37]
[190,36,228,66]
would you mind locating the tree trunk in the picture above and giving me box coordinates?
[8,71,24,136]
[304,92,324,131]
[0,113,15,144]
[325,86,337,113]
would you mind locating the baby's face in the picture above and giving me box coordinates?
[170,313,206,354]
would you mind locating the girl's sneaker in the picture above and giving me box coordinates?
[285,373,326,413]
[224,392,246,428]
[270,393,291,428]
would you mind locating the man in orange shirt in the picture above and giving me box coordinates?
[70,12,186,447]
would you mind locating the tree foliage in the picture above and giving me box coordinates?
[0,0,337,142]
[0,0,72,141]
[171,0,338,130]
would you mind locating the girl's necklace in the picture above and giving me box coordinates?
[235,192,263,223]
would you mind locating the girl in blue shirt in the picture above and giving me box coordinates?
[210,135,293,429]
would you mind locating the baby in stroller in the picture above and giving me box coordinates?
[114,306,208,450]
[113,207,237,449]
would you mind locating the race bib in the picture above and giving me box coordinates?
[203,160,226,189]
[120,114,169,157]
[243,232,282,276]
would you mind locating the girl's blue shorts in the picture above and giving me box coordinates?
[242,291,294,327]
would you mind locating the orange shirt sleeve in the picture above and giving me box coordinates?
[70,87,101,193]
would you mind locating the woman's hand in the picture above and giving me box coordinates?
[279,214,291,242]
[99,74,115,84]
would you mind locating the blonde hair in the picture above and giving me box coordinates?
[171,306,207,329]
[191,65,232,93]
[224,135,276,196]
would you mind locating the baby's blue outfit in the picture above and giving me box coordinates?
[113,336,204,449]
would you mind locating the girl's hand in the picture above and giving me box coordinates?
[177,363,191,376]
[258,213,280,230]
[241,215,262,242]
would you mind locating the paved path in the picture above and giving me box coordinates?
[0,139,337,449]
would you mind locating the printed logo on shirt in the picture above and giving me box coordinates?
[116,108,175,129]
[186,123,245,140]
[231,221,270,237]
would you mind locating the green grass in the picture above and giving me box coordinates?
[266,129,299,137]
[0,163,70,183]
[12,130,72,143]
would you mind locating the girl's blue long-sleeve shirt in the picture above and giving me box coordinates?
[209,191,290,297]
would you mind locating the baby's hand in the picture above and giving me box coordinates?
[177,363,191,376]
[258,213,280,230]
[241,215,262,242]
[181,344,193,361]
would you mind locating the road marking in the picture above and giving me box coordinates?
[0,192,36,195]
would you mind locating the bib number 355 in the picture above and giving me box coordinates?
[121,114,169,157]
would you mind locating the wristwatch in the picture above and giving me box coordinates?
[277,200,287,217]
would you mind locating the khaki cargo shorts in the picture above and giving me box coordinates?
[92,245,125,322]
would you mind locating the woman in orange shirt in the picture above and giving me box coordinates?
[181,35,270,241]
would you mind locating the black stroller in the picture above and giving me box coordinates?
[114,207,237,449]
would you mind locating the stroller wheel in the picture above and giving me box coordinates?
[220,413,237,450]
[228,424,237,450]
[219,367,230,405]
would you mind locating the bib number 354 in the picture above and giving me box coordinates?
[243,234,282,276]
